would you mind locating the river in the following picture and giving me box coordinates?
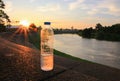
[54,34,120,69]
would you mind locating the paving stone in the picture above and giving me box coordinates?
[45,70,99,81]
[0,36,120,81]
[72,62,120,81]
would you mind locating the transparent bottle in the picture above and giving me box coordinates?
[41,22,54,71]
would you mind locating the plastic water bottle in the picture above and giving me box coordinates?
[41,22,54,71]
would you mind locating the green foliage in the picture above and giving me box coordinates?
[79,23,120,41]
[95,23,103,29]
[0,0,5,8]
[0,23,6,32]
[77,30,82,36]
[0,0,10,23]
[95,31,105,40]
[82,27,95,38]
[28,31,40,49]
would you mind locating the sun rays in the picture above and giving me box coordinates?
[9,21,30,46]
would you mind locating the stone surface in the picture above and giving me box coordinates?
[46,70,99,81]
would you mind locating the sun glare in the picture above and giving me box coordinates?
[20,20,30,27]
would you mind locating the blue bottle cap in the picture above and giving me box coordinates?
[44,22,51,25]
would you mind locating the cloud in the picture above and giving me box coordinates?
[4,1,13,12]
[87,0,120,16]
[69,0,84,10]
[64,0,69,1]
[30,0,36,3]
[68,0,120,16]
[36,4,61,12]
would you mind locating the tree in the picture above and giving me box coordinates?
[82,27,94,38]
[29,23,37,32]
[0,0,10,24]
[29,23,37,28]
[0,0,11,32]
[0,0,5,8]
[95,23,103,30]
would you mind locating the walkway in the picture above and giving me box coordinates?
[0,35,120,81]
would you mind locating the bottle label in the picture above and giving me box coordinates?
[42,44,50,52]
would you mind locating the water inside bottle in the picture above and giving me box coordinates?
[41,54,53,71]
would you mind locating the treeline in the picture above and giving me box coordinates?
[78,23,120,41]
[53,28,79,34]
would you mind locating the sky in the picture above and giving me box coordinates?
[4,0,120,29]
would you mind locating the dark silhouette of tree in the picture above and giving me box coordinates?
[0,0,5,8]
[38,25,42,31]
[29,23,36,28]
[29,23,37,32]
[111,24,120,34]
[0,0,10,23]
[71,26,73,30]
[78,23,120,41]
[95,23,103,30]
[0,0,11,32]
[82,27,94,38]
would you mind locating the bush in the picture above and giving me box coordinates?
[0,24,6,32]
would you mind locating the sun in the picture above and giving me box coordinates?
[19,20,30,27]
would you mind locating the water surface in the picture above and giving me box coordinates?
[54,34,120,69]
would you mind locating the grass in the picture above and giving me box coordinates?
[28,31,40,49]
[54,49,93,63]
[28,30,93,63]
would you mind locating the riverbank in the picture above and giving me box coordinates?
[1,32,120,81]
[77,24,120,41]
[54,34,120,69]
[28,31,92,63]
[0,32,86,62]
[0,32,87,63]
[1,32,120,69]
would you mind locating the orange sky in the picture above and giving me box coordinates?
[4,0,120,29]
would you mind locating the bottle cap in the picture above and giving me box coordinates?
[44,22,51,25]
